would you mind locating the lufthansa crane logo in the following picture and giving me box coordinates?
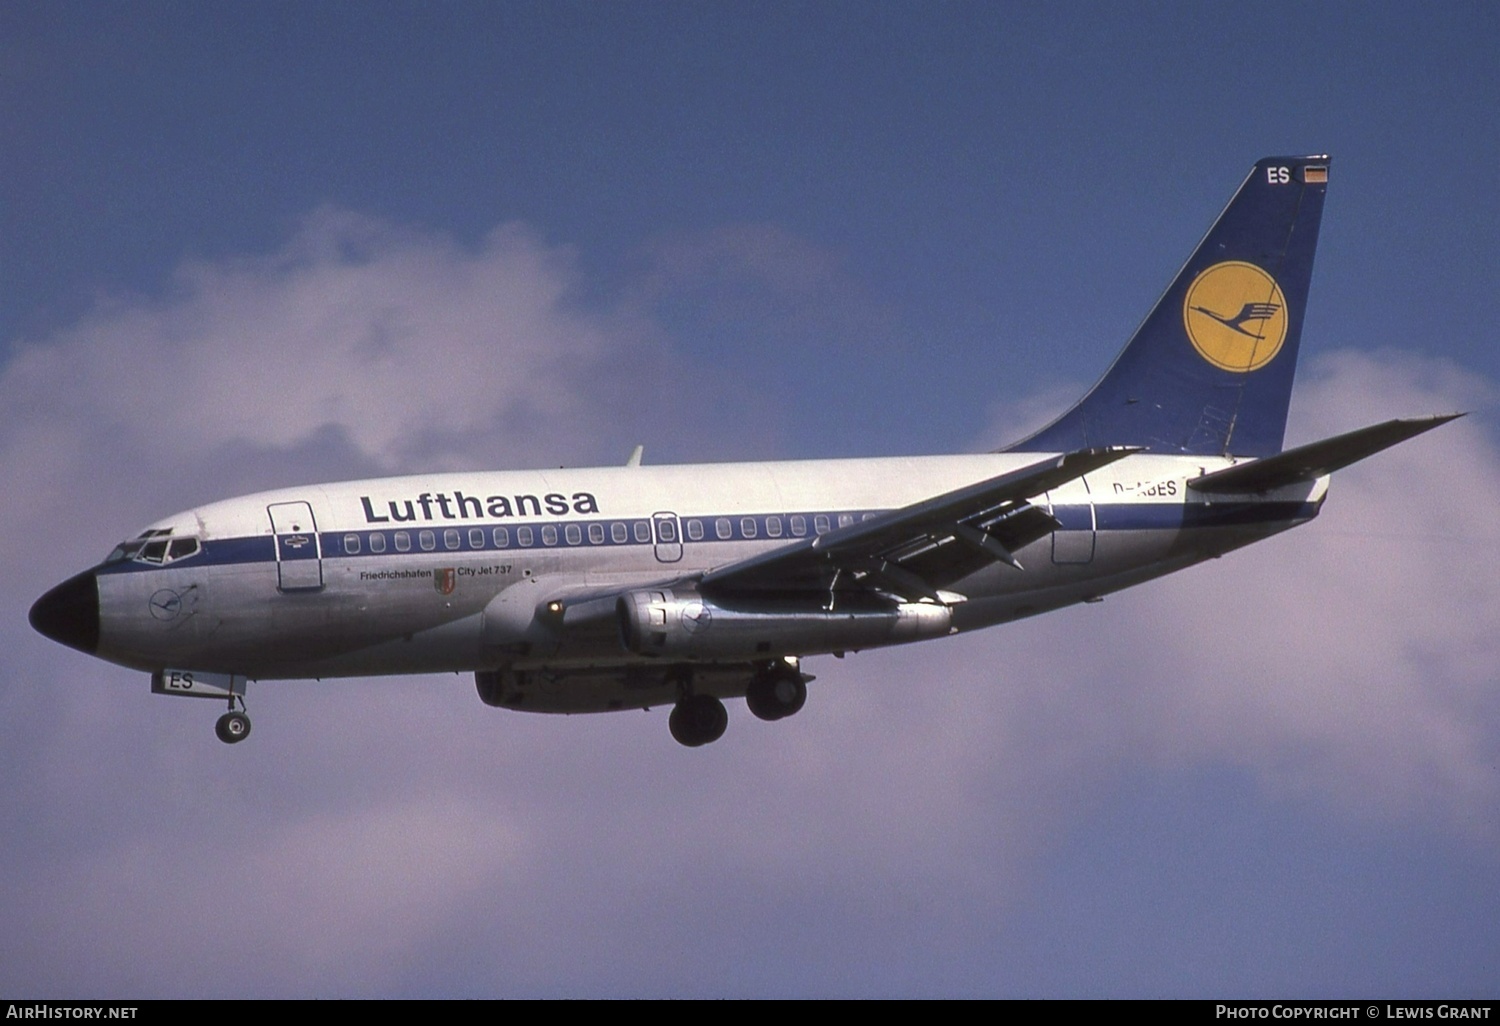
[149,589,183,621]
[1182,261,1288,373]
[681,602,712,634]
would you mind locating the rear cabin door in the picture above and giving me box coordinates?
[267,501,325,591]
[1045,480,1097,565]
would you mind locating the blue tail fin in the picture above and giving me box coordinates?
[1008,155,1329,457]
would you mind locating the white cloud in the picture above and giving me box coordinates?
[4,211,665,499]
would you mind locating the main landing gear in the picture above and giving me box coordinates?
[668,660,811,748]
[669,693,728,747]
[745,662,808,722]
[215,696,251,744]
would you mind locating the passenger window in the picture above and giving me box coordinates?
[542,525,558,546]
[444,529,460,550]
[741,517,757,539]
[657,520,677,543]
[588,523,605,544]
[686,519,704,541]
[419,530,436,551]
[611,522,628,543]
[791,516,807,537]
[369,533,387,553]
[395,532,411,552]
[344,534,361,555]
[765,517,782,538]
[565,524,582,545]
[715,518,732,540]
[862,512,876,522]
[838,514,854,528]
[814,515,830,535]
[492,527,509,548]
[517,527,534,547]
[633,521,651,543]
[469,528,486,549]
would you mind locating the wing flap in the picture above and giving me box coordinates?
[701,446,1137,601]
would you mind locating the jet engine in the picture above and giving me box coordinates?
[617,588,952,660]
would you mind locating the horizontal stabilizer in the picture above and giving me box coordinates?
[1188,414,1462,494]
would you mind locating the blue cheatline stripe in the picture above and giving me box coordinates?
[1098,501,1320,531]
[92,501,1317,576]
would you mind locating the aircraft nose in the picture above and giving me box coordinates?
[29,571,101,654]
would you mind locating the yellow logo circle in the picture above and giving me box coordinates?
[1182,261,1288,373]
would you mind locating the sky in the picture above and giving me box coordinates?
[2,0,1498,998]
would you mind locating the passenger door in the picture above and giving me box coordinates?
[267,501,325,591]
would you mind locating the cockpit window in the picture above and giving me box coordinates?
[104,533,202,566]
[104,541,146,564]
[167,537,201,561]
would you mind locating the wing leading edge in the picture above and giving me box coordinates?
[699,446,1139,603]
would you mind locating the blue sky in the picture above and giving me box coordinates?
[2,1,1497,997]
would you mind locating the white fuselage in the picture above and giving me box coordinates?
[90,452,1325,699]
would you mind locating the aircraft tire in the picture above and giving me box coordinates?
[745,668,807,722]
[669,695,728,747]
[215,711,251,744]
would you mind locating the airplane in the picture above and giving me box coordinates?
[29,154,1458,748]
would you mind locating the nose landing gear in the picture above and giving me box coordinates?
[215,697,252,744]
[150,670,252,745]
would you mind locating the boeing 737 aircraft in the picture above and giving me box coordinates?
[30,155,1456,747]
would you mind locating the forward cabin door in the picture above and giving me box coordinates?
[267,501,325,591]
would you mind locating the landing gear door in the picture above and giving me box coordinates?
[267,501,324,591]
[652,512,683,563]
[1045,480,1096,565]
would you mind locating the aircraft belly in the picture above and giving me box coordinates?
[97,555,512,677]
[481,662,764,715]
[242,560,664,679]
[950,514,1306,632]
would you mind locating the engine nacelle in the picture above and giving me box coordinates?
[617,588,952,660]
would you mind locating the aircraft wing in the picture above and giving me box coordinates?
[698,446,1138,603]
